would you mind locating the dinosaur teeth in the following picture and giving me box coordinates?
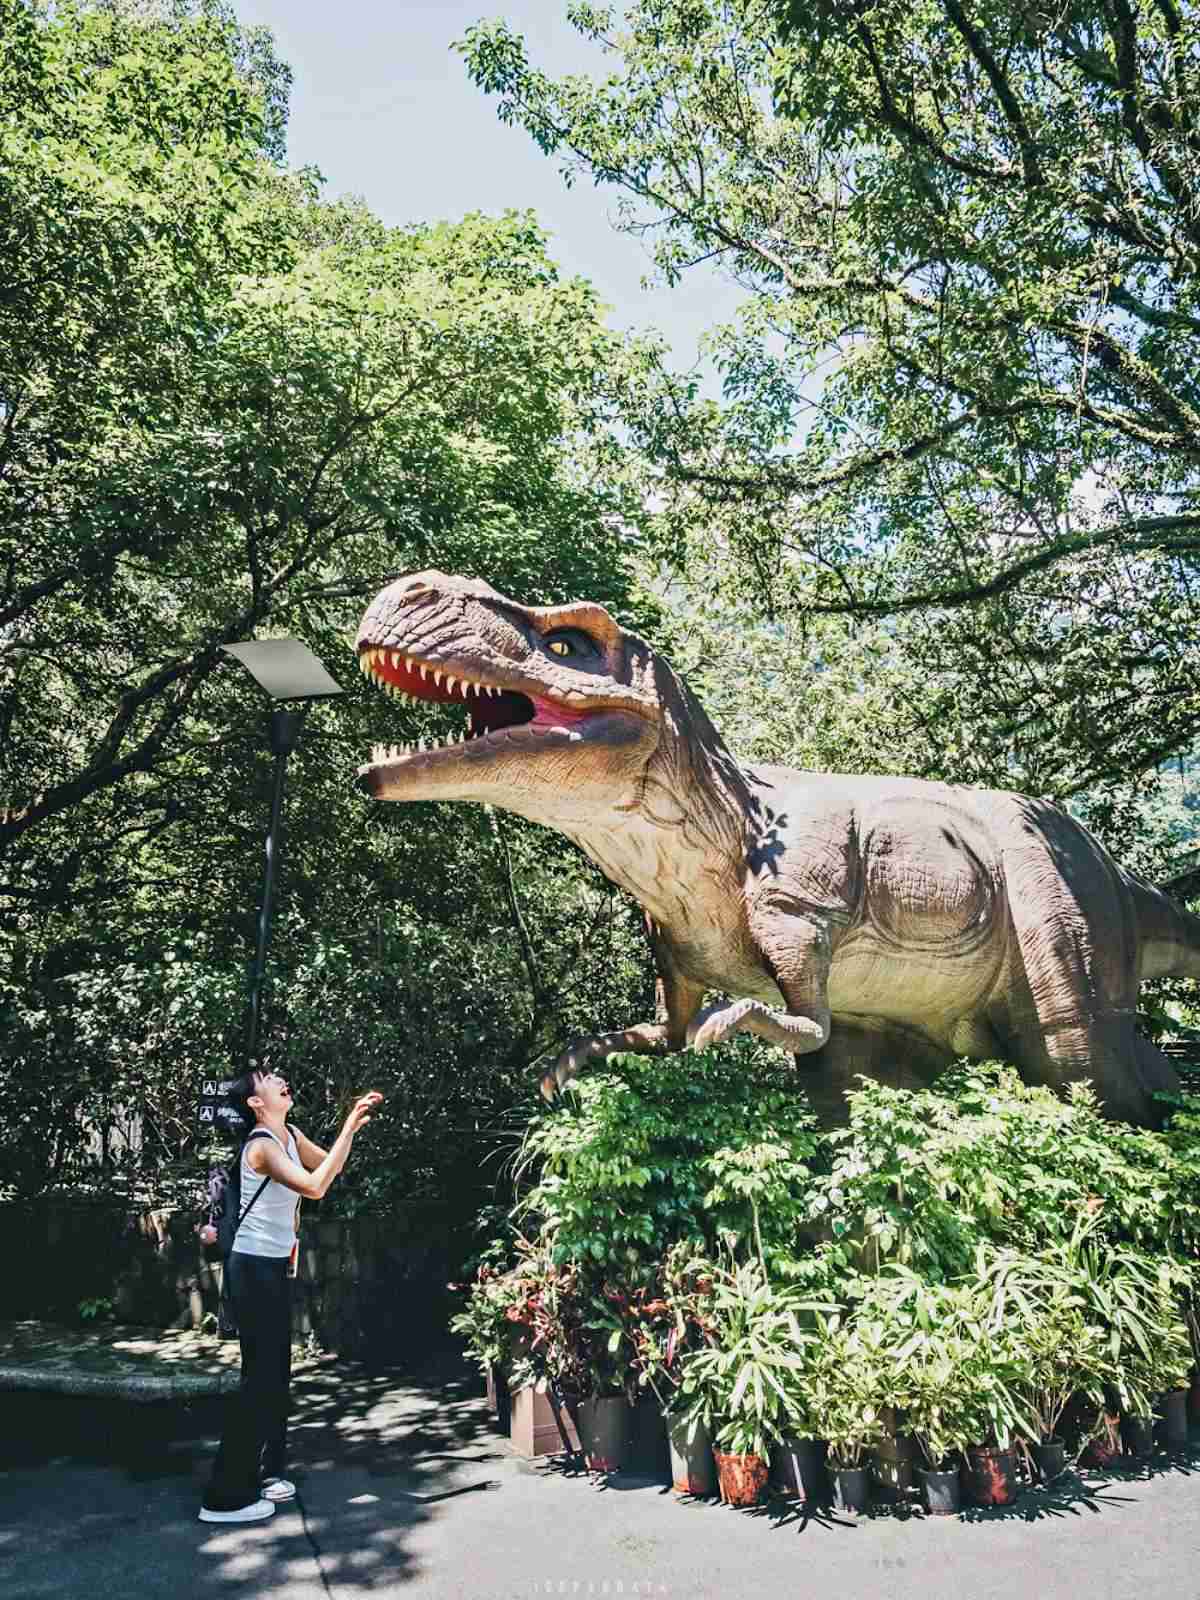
[419,663,428,680]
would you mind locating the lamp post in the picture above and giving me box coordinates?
[220,639,344,1073]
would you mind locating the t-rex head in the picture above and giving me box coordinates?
[355,571,668,826]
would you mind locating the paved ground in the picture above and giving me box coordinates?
[2,1360,1199,1600]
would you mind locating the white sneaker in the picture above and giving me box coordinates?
[198,1498,276,1524]
[261,1477,296,1502]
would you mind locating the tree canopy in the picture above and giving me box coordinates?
[461,0,1200,799]
[0,0,659,1208]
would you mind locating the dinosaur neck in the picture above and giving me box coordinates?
[568,672,753,927]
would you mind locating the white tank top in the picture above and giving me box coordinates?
[233,1127,300,1259]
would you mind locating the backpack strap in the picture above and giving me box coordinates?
[232,1129,275,1245]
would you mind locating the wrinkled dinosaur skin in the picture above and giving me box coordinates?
[355,571,1199,1126]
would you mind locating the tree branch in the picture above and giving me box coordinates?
[791,513,1200,616]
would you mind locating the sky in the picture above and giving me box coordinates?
[232,0,751,380]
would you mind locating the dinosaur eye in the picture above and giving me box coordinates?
[543,627,600,664]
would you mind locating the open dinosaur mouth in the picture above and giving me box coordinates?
[357,645,594,768]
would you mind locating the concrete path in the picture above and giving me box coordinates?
[1,1361,1197,1600]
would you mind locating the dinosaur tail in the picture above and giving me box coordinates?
[1130,874,1200,981]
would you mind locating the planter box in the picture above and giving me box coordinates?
[509,1385,581,1458]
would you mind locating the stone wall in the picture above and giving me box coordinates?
[0,1198,462,1366]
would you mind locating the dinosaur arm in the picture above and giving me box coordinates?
[687,909,834,1055]
[686,997,830,1053]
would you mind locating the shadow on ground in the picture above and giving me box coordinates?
[0,1354,504,1599]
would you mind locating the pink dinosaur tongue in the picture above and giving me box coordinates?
[528,695,593,729]
[468,690,592,739]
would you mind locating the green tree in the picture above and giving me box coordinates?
[461,0,1200,799]
[0,2,661,1215]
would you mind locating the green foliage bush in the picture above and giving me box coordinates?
[512,1043,818,1271]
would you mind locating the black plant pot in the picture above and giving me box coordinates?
[770,1437,829,1504]
[918,1466,961,1516]
[1121,1414,1155,1460]
[831,1465,871,1515]
[1159,1389,1189,1451]
[627,1395,671,1481]
[1031,1438,1067,1483]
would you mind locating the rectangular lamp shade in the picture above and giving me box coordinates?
[220,639,345,701]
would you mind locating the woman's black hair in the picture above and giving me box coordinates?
[216,1068,261,1141]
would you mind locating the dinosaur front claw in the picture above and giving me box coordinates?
[686,999,756,1052]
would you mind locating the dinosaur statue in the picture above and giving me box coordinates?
[354,570,1200,1126]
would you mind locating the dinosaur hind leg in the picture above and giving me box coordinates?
[1004,841,1178,1125]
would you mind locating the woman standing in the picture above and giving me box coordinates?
[198,1070,382,1524]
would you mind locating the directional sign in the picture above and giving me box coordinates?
[196,1076,238,1131]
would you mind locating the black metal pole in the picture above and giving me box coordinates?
[244,705,307,1072]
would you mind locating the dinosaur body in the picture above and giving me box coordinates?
[355,572,1200,1126]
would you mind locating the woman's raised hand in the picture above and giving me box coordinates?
[343,1090,383,1137]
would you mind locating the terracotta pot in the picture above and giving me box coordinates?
[1160,1388,1189,1450]
[667,1416,717,1497]
[712,1448,768,1507]
[831,1464,871,1514]
[918,1466,961,1516]
[1030,1437,1067,1483]
[1121,1413,1155,1460]
[770,1437,829,1504]
[966,1445,1018,1506]
[575,1396,631,1473]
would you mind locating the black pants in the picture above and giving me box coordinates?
[203,1252,292,1511]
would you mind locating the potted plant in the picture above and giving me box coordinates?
[890,1328,992,1515]
[674,1257,831,1508]
[801,1316,890,1515]
[1115,1274,1192,1461]
[977,1249,1111,1483]
[584,1276,678,1478]
[493,1240,626,1467]
[628,1246,719,1495]
[449,1250,530,1431]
